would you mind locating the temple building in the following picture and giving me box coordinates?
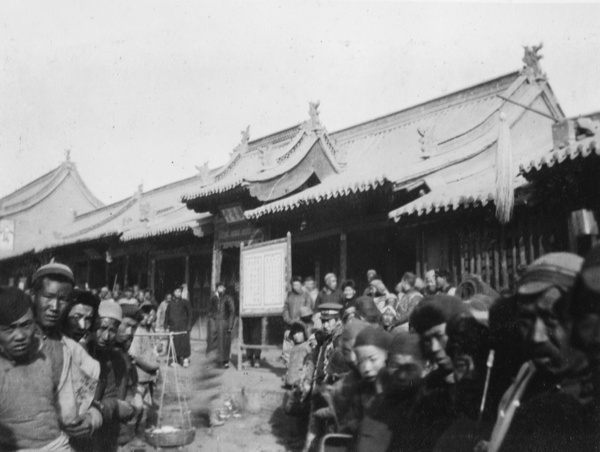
[1,47,598,305]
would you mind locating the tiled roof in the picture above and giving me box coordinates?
[0,161,103,216]
[122,207,211,242]
[245,173,388,219]
[519,136,599,175]
[388,169,497,220]
[37,174,210,251]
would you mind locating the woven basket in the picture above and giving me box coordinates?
[145,427,196,447]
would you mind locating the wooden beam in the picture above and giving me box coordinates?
[149,259,156,294]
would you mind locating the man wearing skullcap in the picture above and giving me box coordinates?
[407,295,468,450]
[410,294,467,373]
[570,245,600,450]
[0,286,76,451]
[29,263,106,445]
[32,261,75,339]
[486,252,593,452]
[73,300,136,452]
[314,272,343,309]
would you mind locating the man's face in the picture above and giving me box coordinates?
[574,312,600,363]
[436,276,446,290]
[0,309,36,360]
[94,317,119,349]
[216,286,225,295]
[322,317,339,334]
[174,288,182,298]
[382,311,395,327]
[516,287,571,374]
[355,345,387,382]
[33,278,73,332]
[366,270,377,282]
[100,288,109,299]
[421,323,451,370]
[343,286,356,300]
[425,271,437,294]
[144,291,152,300]
[124,290,133,299]
[112,290,120,299]
[304,280,315,291]
[65,304,94,342]
[387,354,425,391]
[326,277,338,291]
[292,281,303,294]
[133,285,140,294]
[117,317,139,349]
[165,294,173,302]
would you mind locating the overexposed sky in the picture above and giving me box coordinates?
[1,1,599,204]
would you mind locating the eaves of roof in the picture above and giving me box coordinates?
[519,136,599,176]
[244,174,388,220]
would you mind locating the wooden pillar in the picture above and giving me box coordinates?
[315,261,321,287]
[148,259,156,294]
[105,260,110,287]
[185,254,190,289]
[261,317,268,345]
[86,260,91,288]
[340,232,347,281]
[211,238,222,292]
[124,255,130,288]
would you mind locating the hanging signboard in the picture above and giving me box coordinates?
[0,220,15,251]
[239,233,291,317]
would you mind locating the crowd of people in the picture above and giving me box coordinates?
[0,265,199,451]
[3,248,600,451]
[279,253,600,452]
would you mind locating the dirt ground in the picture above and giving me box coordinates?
[123,338,305,452]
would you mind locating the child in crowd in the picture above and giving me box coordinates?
[285,321,312,388]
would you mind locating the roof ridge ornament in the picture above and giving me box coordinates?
[417,125,438,159]
[305,101,324,133]
[234,125,251,155]
[521,43,546,82]
[195,161,213,185]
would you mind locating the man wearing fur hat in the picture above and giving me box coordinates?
[486,252,594,452]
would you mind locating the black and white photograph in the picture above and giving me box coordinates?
[0,1,599,451]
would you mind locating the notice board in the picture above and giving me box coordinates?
[240,233,291,317]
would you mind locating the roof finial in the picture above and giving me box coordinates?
[521,43,545,82]
[307,101,324,132]
[65,149,71,162]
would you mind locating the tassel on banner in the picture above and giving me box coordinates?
[495,111,514,224]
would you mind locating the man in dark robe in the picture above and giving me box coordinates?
[164,286,193,367]
[207,282,235,368]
